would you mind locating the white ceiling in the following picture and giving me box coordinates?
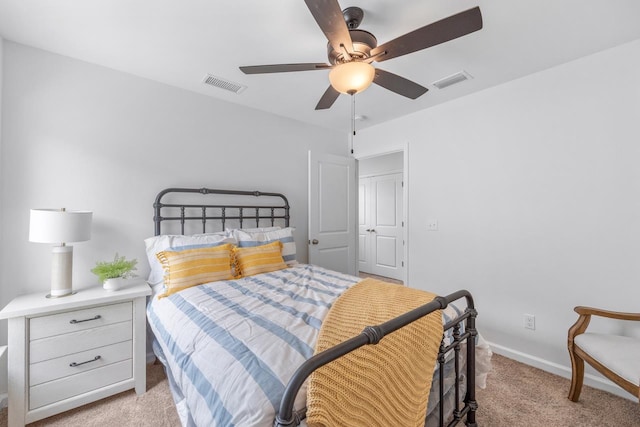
[1,0,639,132]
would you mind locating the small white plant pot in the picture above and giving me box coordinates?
[103,277,126,291]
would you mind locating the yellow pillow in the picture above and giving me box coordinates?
[234,241,287,277]
[156,243,234,298]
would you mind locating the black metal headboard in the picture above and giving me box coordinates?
[153,187,290,236]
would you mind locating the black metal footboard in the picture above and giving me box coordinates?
[274,290,478,427]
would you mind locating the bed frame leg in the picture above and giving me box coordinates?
[465,400,478,426]
[465,306,478,427]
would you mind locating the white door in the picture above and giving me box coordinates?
[308,151,357,275]
[359,173,404,280]
[358,178,372,272]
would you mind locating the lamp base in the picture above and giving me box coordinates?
[50,245,74,298]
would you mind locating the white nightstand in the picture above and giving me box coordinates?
[0,281,151,427]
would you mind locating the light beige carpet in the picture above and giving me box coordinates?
[0,354,637,426]
[476,354,640,426]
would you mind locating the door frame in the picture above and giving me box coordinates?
[354,143,409,285]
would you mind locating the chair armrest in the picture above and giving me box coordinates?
[574,306,640,321]
[569,306,640,346]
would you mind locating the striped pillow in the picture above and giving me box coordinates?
[144,232,236,287]
[234,241,288,277]
[233,227,297,266]
[156,243,234,298]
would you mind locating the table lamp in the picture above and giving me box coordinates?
[29,208,93,298]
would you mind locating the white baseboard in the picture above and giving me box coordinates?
[486,341,634,401]
[0,393,7,409]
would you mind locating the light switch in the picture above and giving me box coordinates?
[427,219,438,231]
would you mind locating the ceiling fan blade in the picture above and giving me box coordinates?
[304,0,354,54]
[240,63,331,74]
[315,86,341,110]
[373,68,428,99]
[372,7,482,62]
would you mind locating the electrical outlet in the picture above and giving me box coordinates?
[427,219,438,231]
[524,314,536,330]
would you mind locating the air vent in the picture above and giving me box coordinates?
[202,74,247,94]
[432,70,472,90]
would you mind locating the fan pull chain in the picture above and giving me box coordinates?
[350,93,356,155]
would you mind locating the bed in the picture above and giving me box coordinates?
[145,187,491,427]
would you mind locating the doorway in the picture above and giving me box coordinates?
[357,151,405,283]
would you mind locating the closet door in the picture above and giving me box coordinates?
[358,179,372,273]
[359,173,404,280]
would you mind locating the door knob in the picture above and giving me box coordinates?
[311,239,319,245]
[370,229,376,233]
[366,229,371,232]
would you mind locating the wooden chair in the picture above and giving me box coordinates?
[567,306,640,402]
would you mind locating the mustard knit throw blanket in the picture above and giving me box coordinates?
[306,278,444,427]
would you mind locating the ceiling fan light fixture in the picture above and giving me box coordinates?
[329,62,375,95]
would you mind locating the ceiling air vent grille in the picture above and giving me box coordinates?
[202,74,247,94]
[432,70,472,90]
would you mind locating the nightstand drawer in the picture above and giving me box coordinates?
[30,302,132,340]
[29,359,132,410]
[30,321,132,363]
[30,340,132,386]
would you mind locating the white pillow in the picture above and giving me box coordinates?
[233,227,297,266]
[225,226,281,233]
[144,232,236,286]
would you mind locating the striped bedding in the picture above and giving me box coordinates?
[147,264,468,427]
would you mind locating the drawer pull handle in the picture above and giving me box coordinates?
[69,315,101,324]
[70,355,101,367]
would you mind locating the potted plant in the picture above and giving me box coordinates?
[91,253,138,291]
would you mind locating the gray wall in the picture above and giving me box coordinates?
[0,41,346,394]
[355,38,640,398]
[0,37,4,395]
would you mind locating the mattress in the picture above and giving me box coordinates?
[147,264,484,427]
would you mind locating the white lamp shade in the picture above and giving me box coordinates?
[329,62,376,94]
[29,209,93,244]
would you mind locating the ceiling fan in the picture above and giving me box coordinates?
[240,1,483,110]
